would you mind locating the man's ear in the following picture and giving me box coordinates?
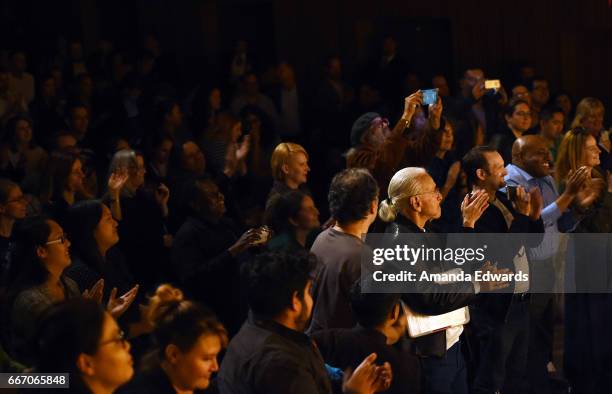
[476,168,487,182]
[76,353,95,377]
[409,196,422,213]
[290,290,301,312]
[389,303,400,323]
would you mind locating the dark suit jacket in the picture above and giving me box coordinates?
[471,191,544,322]
[385,215,476,357]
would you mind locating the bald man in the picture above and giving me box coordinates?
[505,135,588,393]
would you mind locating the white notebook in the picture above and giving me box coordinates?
[402,303,470,338]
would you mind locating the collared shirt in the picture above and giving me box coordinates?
[504,164,576,260]
[219,314,332,394]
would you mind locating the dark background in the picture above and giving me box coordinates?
[0,0,611,109]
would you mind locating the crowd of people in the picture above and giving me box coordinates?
[0,32,609,394]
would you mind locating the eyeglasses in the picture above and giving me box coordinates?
[409,187,441,198]
[45,234,68,246]
[99,330,128,348]
[514,111,532,118]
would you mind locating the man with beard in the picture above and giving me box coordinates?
[345,91,442,195]
[219,251,392,394]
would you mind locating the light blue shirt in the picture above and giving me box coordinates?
[503,164,577,260]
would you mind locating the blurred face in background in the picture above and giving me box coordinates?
[540,112,564,141]
[506,102,532,134]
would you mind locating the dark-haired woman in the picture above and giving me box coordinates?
[35,298,134,393]
[63,201,144,338]
[120,284,227,394]
[6,216,80,364]
[0,179,27,288]
[0,115,47,185]
[264,190,320,252]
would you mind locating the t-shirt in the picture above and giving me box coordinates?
[308,228,365,333]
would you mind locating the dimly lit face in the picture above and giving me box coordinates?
[41,77,56,98]
[519,138,553,178]
[155,139,173,164]
[12,53,26,73]
[1,186,27,220]
[581,109,604,137]
[71,107,89,136]
[181,142,205,175]
[432,75,450,97]
[94,204,119,253]
[198,181,225,218]
[439,122,454,151]
[506,103,532,133]
[481,151,508,191]
[555,94,572,115]
[512,85,531,106]
[15,120,32,144]
[85,313,133,390]
[166,105,183,128]
[581,135,601,168]
[540,112,564,141]
[464,69,484,89]
[366,117,389,148]
[292,195,320,231]
[244,74,259,96]
[284,152,309,187]
[128,155,146,189]
[67,160,85,193]
[382,37,397,57]
[209,88,221,110]
[169,334,222,391]
[327,58,342,80]
[531,80,550,107]
[39,220,71,271]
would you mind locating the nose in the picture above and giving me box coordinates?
[211,358,219,372]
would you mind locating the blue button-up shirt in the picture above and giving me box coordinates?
[503,164,577,260]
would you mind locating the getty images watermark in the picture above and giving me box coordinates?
[360,233,612,294]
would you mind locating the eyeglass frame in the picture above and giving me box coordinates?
[45,234,68,246]
[99,329,128,348]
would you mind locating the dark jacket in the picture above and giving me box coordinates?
[471,191,545,322]
[385,215,476,357]
[218,314,332,394]
[171,215,245,334]
[311,326,421,394]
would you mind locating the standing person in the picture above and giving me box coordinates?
[219,251,392,394]
[505,135,590,393]
[268,142,310,201]
[346,92,443,196]
[377,167,505,394]
[536,106,565,162]
[461,146,544,394]
[308,168,379,332]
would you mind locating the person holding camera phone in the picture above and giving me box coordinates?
[461,145,545,394]
[346,91,444,196]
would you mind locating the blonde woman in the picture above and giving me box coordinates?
[571,97,610,153]
[268,142,310,199]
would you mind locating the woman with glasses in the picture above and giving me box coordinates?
[5,216,80,364]
[35,298,134,394]
[108,149,172,292]
[120,284,227,394]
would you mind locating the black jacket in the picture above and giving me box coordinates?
[471,191,545,322]
[385,215,476,357]
[219,314,332,394]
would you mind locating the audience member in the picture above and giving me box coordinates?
[8,51,35,105]
[268,142,310,200]
[535,105,565,161]
[219,251,392,394]
[35,298,134,393]
[121,284,227,394]
[264,190,320,251]
[309,168,379,332]
[230,73,279,131]
[0,115,47,186]
[0,179,27,289]
[491,99,532,164]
